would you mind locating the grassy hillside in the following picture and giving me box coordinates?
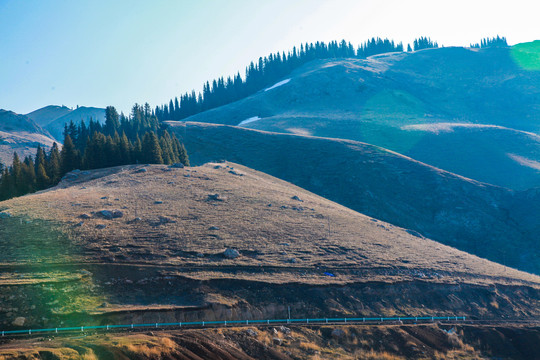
[168,122,540,275]
[0,163,538,332]
[0,110,57,165]
[178,45,540,190]
[25,105,72,127]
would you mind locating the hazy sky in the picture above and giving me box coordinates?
[1,0,539,114]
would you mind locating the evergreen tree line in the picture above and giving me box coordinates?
[0,105,188,201]
[470,36,508,48]
[155,37,410,122]
[413,36,439,51]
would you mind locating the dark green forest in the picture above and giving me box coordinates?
[0,104,188,201]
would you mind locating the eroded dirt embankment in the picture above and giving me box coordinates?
[1,264,539,331]
[1,324,540,359]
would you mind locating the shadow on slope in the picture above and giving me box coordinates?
[168,122,540,275]
[180,45,540,190]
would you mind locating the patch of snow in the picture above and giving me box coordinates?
[287,127,312,136]
[264,78,291,92]
[508,154,540,171]
[238,116,261,126]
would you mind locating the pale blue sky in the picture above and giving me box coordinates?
[1,0,538,114]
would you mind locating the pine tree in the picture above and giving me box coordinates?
[142,132,163,164]
[105,106,120,136]
[36,163,50,190]
[119,132,131,165]
[61,134,80,174]
[21,156,36,194]
[12,152,23,196]
[47,143,62,184]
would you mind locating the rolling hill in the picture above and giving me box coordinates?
[168,122,540,275]
[0,163,538,336]
[178,44,540,190]
[0,110,57,165]
[25,105,72,127]
[44,106,105,141]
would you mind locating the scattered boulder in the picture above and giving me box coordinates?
[223,248,240,259]
[112,210,124,218]
[136,168,147,173]
[96,224,107,229]
[97,210,113,219]
[208,226,220,230]
[157,216,176,225]
[101,196,108,200]
[128,217,142,224]
[214,165,222,169]
[245,329,257,337]
[169,163,185,168]
[154,201,163,204]
[331,328,346,338]
[75,221,84,227]
[12,317,25,327]
[229,170,244,176]
[287,258,297,264]
[273,337,283,346]
[291,195,303,202]
[0,212,12,219]
[79,214,91,219]
[280,326,291,335]
[62,172,79,181]
[196,253,205,258]
[207,193,223,201]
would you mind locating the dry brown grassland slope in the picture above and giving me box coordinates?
[0,110,56,165]
[168,122,540,275]
[181,46,540,190]
[0,163,539,334]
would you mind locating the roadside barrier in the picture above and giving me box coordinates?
[1,315,466,336]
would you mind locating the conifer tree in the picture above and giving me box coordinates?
[36,163,50,190]
[47,143,62,185]
[61,135,80,174]
[21,156,36,194]
[142,132,163,164]
[105,106,120,136]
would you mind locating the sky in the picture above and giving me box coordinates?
[1,0,539,115]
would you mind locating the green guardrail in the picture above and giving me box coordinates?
[1,315,466,336]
